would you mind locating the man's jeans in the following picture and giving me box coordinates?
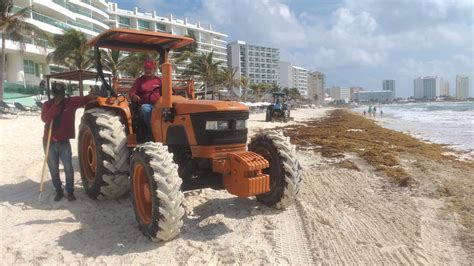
[43,139,74,194]
[141,104,153,129]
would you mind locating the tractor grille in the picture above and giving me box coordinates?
[190,111,249,146]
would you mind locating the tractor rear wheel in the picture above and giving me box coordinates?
[78,108,129,199]
[130,142,185,241]
[248,131,302,209]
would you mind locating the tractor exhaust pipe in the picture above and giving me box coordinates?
[161,51,172,109]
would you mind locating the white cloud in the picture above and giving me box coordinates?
[188,0,473,94]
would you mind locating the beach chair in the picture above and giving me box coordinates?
[0,101,19,119]
[0,100,11,109]
[14,102,40,115]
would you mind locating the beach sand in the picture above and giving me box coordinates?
[0,107,471,264]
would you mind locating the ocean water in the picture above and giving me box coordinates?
[358,102,474,153]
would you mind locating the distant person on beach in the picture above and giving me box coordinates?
[39,80,46,95]
[380,110,383,117]
[41,82,97,202]
[368,106,372,116]
[363,110,366,117]
[373,106,377,117]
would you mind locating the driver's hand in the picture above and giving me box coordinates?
[131,94,141,102]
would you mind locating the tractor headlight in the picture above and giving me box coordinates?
[235,119,247,129]
[206,120,229,130]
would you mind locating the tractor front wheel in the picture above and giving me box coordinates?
[248,131,302,209]
[78,109,129,199]
[130,142,185,241]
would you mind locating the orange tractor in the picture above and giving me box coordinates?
[78,29,301,241]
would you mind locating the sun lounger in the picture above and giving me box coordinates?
[14,102,39,112]
[13,102,40,115]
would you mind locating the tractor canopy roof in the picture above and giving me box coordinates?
[87,28,195,52]
[272,92,286,96]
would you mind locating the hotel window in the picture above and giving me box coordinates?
[138,20,150,30]
[23,60,35,75]
[35,63,40,77]
[187,29,195,36]
[156,23,166,32]
[118,16,130,28]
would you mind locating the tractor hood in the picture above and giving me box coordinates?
[172,97,249,114]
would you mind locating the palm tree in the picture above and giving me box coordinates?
[0,1,48,100]
[181,52,222,100]
[102,49,126,80]
[241,75,249,102]
[220,67,240,100]
[121,52,159,78]
[48,28,93,70]
[171,32,197,66]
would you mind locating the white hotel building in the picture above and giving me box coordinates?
[2,0,228,87]
[227,41,280,85]
[279,61,309,97]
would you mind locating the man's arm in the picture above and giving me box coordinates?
[69,95,97,109]
[41,101,61,123]
[129,78,142,102]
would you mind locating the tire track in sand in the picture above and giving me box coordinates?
[295,158,465,264]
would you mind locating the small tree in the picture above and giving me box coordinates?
[102,49,126,80]
[241,75,249,102]
[181,52,221,99]
[48,29,93,70]
[121,52,159,78]
[220,67,240,100]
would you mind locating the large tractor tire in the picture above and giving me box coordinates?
[248,130,302,209]
[130,142,185,241]
[78,108,129,199]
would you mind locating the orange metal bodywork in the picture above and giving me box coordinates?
[87,28,195,53]
[94,96,134,134]
[212,151,270,198]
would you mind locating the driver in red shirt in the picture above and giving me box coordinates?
[129,61,162,131]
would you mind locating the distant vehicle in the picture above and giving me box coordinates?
[266,92,292,122]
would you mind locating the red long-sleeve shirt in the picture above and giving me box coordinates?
[41,95,95,141]
[129,75,162,104]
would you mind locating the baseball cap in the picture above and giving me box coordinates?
[144,61,156,69]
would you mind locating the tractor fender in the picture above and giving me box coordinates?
[85,97,133,134]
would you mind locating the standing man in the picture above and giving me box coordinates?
[41,82,97,201]
[129,60,162,131]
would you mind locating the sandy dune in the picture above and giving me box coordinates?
[0,107,468,264]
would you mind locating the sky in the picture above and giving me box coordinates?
[114,0,473,98]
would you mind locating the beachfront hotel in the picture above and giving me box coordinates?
[352,90,393,103]
[227,41,280,86]
[307,71,325,104]
[330,86,351,102]
[413,76,442,100]
[107,2,228,72]
[279,61,309,97]
[456,75,469,100]
[2,0,228,88]
[383,80,395,98]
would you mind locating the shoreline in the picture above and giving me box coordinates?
[351,107,474,160]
